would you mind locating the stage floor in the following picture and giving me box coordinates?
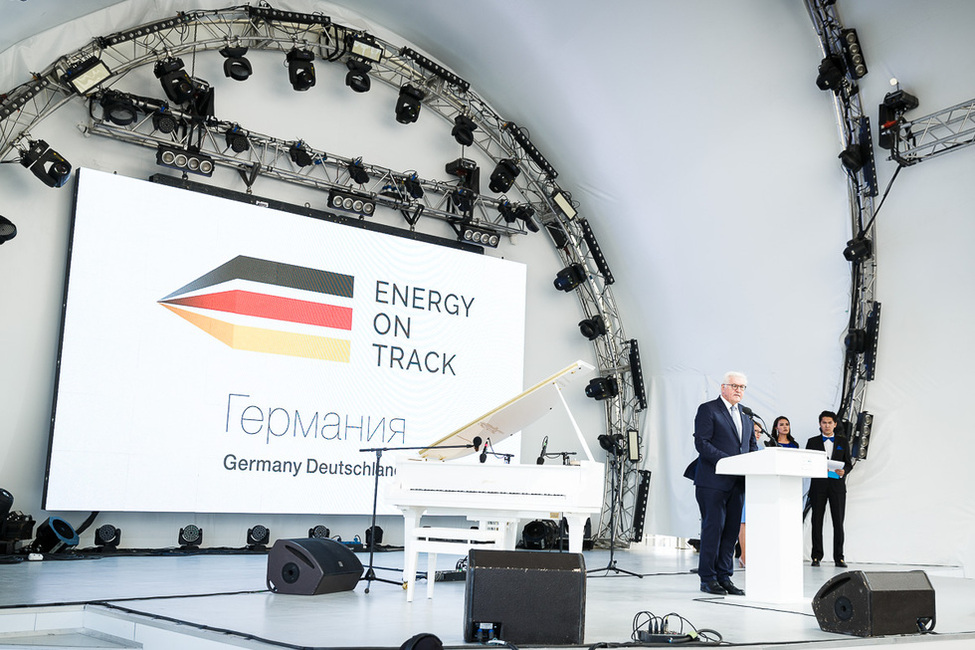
[1,545,973,649]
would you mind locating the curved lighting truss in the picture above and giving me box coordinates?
[0,4,646,543]
[806,0,878,466]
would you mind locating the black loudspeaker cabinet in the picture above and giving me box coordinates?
[464,549,586,645]
[266,538,363,595]
[813,570,936,637]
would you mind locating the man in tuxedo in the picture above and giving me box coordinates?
[805,410,854,567]
[692,371,759,596]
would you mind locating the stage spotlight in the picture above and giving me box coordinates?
[20,140,72,188]
[286,48,316,91]
[514,203,539,232]
[247,524,270,548]
[62,56,112,95]
[498,199,517,224]
[99,90,138,126]
[328,188,376,217]
[816,54,846,92]
[154,57,195,104]
[839,142,866,172]
[308,524,330,539]
[289,142,315,167]
[864,301,881,381]
[451,115,477,146]
[220,45,252,81]
[156,145,214,177]
[853,411,873,460]
[840,28,867,79]
[489,159,520,194]
[597,432,624,454]
[151,109,179,134]
[629,338,648,411]
[578,316,606,340]
[365,525,383,549]
[403,174,424,198]
[347,159,370,184]
[843,236,873,262]
[580,218,615,285]
[845,328,867,355]
[446,157,479,193]
[224,125,249,153]
[345,59,371,93]
[30,516,79,553]
[450,187,475,216]
[178,524,203,547]
[554,263,587,292]
[348,34,383,62]
[521,519,559,550]
[588,377,620,401]
[94,524,121,548]
[882,88,920,115]
[400,46,470,92]
[395,84,425,124]
[878,88,920,149]
[626,429,642,463]
[0,216,16,245]
[552,190,577,219]
[460,225,501,248]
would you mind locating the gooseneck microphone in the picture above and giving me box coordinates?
[472,436,483,452]
[479,439,489,463]
[740,405,775,445]
[536,436,549,465]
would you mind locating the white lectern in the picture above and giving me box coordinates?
[716,447,827,604]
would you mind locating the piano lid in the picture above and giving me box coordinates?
[419,359,595,461]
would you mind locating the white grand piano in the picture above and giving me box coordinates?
[385,360,605,578]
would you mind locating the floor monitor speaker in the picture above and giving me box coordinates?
[464,549,585,644]
[266,538,363,595]
[812,570,936,636]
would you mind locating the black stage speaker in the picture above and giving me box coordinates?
[813,570,936,636]
[464,549,585,645]
[266,538,363,595]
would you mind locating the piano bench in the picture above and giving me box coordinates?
[406,526,505,602]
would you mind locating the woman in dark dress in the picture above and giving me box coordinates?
[772,416,799,448]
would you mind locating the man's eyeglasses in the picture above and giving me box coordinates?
[723,383,747,391]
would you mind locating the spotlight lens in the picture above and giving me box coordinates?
[342,197,354,210]
[187,157,200,171]
[332,195,343,208]
[161,150,176,165]
[352,199,364,212]
[199,159,214,174]
[363,203,375,215]
[175,153,188,167]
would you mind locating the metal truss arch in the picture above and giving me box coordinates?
[805,0,878,466]
[0,3,646,543]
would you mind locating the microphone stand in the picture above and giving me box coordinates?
[358,442,475,594]
[588,453,643,578]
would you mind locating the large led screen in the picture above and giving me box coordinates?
[44,169,526,514]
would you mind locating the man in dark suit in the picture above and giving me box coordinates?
[692,371,759,596]
[805,410,854,567]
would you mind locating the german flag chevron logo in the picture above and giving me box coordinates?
[159,256,354,362]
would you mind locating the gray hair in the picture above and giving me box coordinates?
[722,370,747,385]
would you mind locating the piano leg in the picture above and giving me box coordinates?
[400,507,424,602]
[563,513,586,554]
